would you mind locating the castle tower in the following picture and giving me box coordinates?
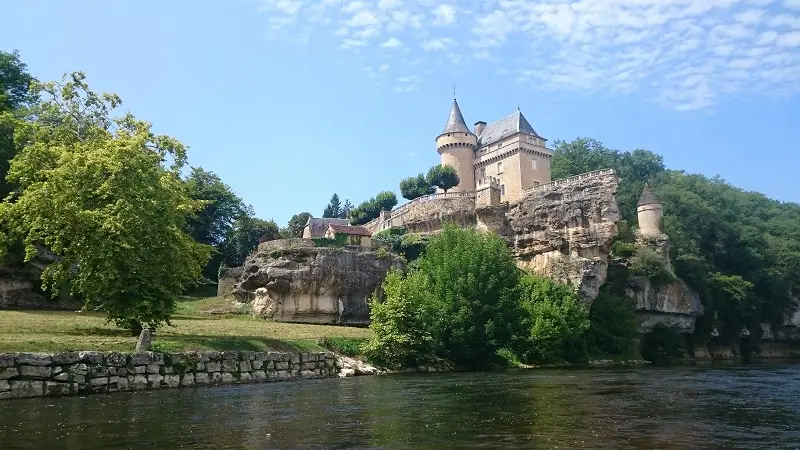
[637,183,663,238]
[435,99,477,192]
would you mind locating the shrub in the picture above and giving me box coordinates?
[612,241,638,258]
[495,348,522,368]
[630,247,675,286]
[640,324,685,364]
[587,292,638,357]
[319,337,367,357]
[518,274,590,364]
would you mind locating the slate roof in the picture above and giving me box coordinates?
[476,110,540,148]
[637,183,661,206]
[328,224,372,237]
[441,99,472,135]
[305,217,349,238]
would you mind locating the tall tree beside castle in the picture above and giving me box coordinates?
[400,173,435,200]
[427,165,459,193]
[0,71,210,330]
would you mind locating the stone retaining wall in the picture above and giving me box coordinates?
[0,350,340,401]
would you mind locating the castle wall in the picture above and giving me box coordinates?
[637,203,663,238]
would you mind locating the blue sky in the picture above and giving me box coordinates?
[2,0,799,226]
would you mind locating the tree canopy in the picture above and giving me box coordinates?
[551,137,800,342]
[0,72,210,330]
[184,167,247,247]
[0,50,36,200]
[400,173,435,201]
[349,191,398,225]
[427,164,459,193]
[219,214,280,267]
[286,212,312,237]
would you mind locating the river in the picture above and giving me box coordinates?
[1,363,799,449]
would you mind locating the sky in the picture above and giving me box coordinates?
[2,0,799,225]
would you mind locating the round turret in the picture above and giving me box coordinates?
[436,99,477,192]
[637,183,663,238]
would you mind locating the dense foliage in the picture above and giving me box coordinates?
[427,164,459,193]
[349,191,398,225]
[365,224,594,369]
[0,50,36,200]
[322,193,352,219]
[399,173,435,201]
[0,72,210,330]
[285,212,312,237]
[219,214,280,266]
[551,137,800,344]
[372,226,428,262]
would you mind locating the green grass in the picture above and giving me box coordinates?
[0,291,371,353]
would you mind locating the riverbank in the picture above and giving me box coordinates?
[0,292,371,353]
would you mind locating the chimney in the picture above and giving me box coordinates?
[474,121,486,136]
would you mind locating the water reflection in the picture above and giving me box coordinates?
[1,364,799,449]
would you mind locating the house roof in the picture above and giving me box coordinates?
[327,224,372,237]
[476,110,540,148]
[440,99,472,135]
[305,217,349,238]
[637,183,661,207]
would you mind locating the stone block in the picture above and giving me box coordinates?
[275,361,289,370]
[90,377,108,387]
[300,370,316,379]
[324,351,334,359]
[339,368,355,377]
[0,392,10,400]
[222,360,238,372]
[16,353,52,366]
[164,375,180,388]
[221,373,234,383]
[0,368,19,380]
[116,376,129,391]
[129,354,152,366]
[0,354,14,368]
[134,366,147,374]
[44,381,68,396]
[131,375,148,390]
[89,365,109,377]
[78,351,104,364]
[52,352,80,365]
[70,363,89,375]
[205,362,221,372]
[147,352,165,365]
[0,380,9,391]
[221,351,238,360]
[291,369,300,378]
[301,362,315,370]
[253,370,266,381]
[181,373,195,387]
[197,352,211,363]
[265,360,275,370]
[20,365,52,379]
[254,352,267,361]
[194,373,210,385]
[210,372,222,384]
[268,370,278,379]
[106,352,127,367]
[239,351,255,361]
[146,364,161,374]
[290,354,300,364]
[267,351,282,361]
[325,358,335,368]
[148,374,164,388]
[251,360,263,370]
[162,366,173,374]
[277,370,289,380]
[239,360,252,372]
[206,351,221,362]
[11,380,44,398]
[239,372,253,383]
[196,362,205,371]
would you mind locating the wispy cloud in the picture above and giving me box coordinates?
[256,0,800,110]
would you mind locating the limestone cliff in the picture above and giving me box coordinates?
[626,276,704,334]
[0,248,77,310]
[226,240,404,325]
[504,170,621,301]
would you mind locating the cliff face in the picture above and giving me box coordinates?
[626,276,704,333]
[227,240,404,325]
[0,249,77,310]
[503,170,621,301]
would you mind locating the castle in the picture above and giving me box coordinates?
[436,99,553,204]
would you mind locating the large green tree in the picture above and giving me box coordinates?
[184,167,247,247]
[220,214,280,266]
[0,72,210,330]
[427,164,460,193]
[349,191,398,225]
[0,50,36,200]
[400,173,434,201]
[286,211,312,237]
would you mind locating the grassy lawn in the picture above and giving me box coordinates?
[0,289,371,353]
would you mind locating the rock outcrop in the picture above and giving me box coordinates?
[504,170,621,301]
[626,276,704,334]
[229,240,404,325]
[0,248,77,310]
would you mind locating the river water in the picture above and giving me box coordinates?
[1,363,799,449]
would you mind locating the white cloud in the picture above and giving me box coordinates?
[379,64,391,71]
[380,37,404,48]
[256,0,800,111]
[433,4,456,26]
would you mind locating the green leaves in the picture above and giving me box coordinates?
[399,173,435,201]
[426,164,459,193]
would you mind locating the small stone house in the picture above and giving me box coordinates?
[324,224,373,248]
[302,217,350,239]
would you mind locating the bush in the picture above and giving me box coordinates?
[319,337,367,357]
[518,274,590,364]
[612,241,638,258]
[587,292,638,356]
[640,324,685,364]
[630,247,675,286]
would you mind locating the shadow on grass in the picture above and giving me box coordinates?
[66,326,131,337]
[152,333,323,353]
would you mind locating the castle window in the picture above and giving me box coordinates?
[500,184,505,196]
[497,161,503,173]
[532,159,538,170]
[480,167,486,178]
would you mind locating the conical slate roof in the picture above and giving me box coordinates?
[441,99,471,134]
[637,183,661,206]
